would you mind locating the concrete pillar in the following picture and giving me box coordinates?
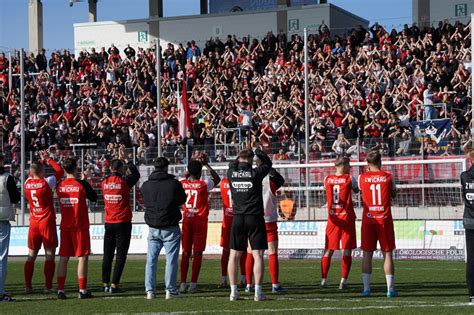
[276,0,289,34]
[28,0,43,54]
[200,0,208,14]
[88,0,97,22]
[149,0,163,43]
[413,0,430,28]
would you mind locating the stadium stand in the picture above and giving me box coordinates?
[0,19,471,171]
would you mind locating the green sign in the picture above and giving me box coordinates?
[288,19,299,32]
[455,3,467,17]
[138,31,148,43]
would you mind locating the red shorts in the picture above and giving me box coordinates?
[182,217,208,253]
[325,220,356,250]
[28,220,58,250]
[361,220,396,252]
[220,217,233,249]
[266,222,278,243]
[58,229,91,257]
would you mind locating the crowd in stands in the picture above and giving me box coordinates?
[0,19,472,173]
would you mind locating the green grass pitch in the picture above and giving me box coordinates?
[1,257,473,314]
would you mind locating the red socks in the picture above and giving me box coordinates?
[342,255,352,279]
[180,252,191,283]
[78,277,87,291]
[321,256,331,279]
[24,261,35,289]
[221,249,230,276]
[57,276,66,291]
[44,260,55,290]
[269,253,279,285]
[190,253,203,283]
[240,251,247,277]
[245,253,254,285]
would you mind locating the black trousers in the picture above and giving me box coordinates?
[102,222,132,285]
[466,229,474,297]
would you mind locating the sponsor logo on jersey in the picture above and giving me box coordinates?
[59,198,79,205]
[466,193,474,201]
[466,182,474,190]
[104,194,123,202]
[364,176,387,183]
[58,186,80,193]
[182,182,203,189]
[25,182,45,189]
[232,171,251,178]
[327,177,347,184]
[232,182,253,189]
[104,183,122,190]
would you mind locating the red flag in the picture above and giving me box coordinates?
[178,80,192,138]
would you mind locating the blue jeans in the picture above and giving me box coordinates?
[424,105,437,120]
[0,221,11,295]
[145,225,181,293]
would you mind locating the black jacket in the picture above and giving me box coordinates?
[141,170,186,228]
[227,149,272,216]
[461,166,474,229]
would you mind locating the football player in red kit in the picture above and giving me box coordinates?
[179,153,220,293]
[56,158,98,299]
[218,178,247,288]
[358,150,397,298]
[24,150,63,293]
[321,156,358,289]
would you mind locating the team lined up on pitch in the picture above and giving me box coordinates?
[0,148,398,302]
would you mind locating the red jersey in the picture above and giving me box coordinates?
[324,174,356,224]
[181,178,215,219]
[102,175,131,223]
[25,160,63,223]
[358,170,395,224]
[220,178,233,219]
[57,178,90,231]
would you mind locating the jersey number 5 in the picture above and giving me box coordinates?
[185,190,198,209]
[31,190,40,207]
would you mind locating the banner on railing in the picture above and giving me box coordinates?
[8,220,465,260]
[411,118,451,146]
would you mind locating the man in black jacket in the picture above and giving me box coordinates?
[142,157,186,300]
[461,150,474,304]
[227,149,272,301]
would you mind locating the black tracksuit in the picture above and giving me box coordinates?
[461,166,474,298]
[227,149,272,250]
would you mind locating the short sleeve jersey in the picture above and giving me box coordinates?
[324,174,356,224]
[358,170,394,224]
[57,178,90,231]
[181,178,215,219]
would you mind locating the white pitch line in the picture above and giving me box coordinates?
[152,303,474,314]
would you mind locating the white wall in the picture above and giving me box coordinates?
[430,0,474,25]
[73,4,368,54]
[74,20,151,56]
[286,5,330,34]
[159,11,278,48]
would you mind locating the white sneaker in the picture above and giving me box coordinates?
[179,283,187,293]
[166,290,183,300]
[254,294,268,301]
[320,279,327,288]
[146,291,155,300]
[187,286,198,293]
[230,292,240,301]
[244,284,253,293]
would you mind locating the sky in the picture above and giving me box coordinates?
[0,0,412,52]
